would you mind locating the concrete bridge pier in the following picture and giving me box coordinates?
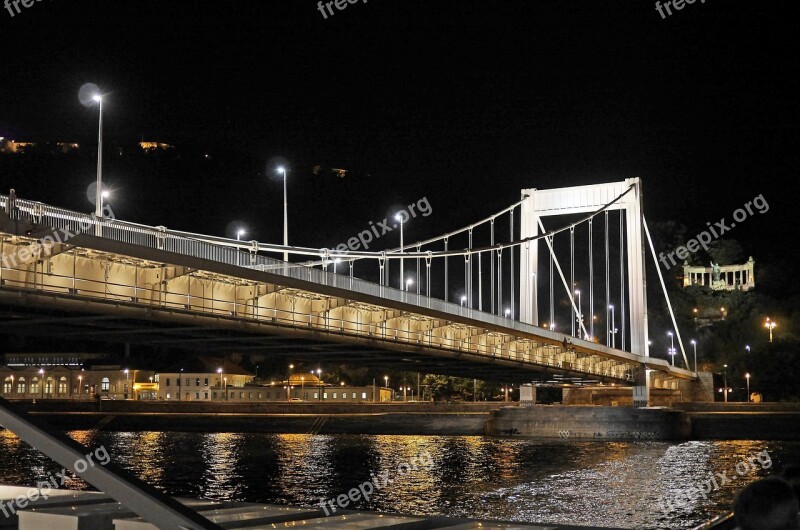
[487,405,691,440]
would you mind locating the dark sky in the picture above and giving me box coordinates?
[1,0,798,261]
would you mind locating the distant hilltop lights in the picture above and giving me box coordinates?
[0,138,79,154]
[0,138,177,155]
[138,141,174,152]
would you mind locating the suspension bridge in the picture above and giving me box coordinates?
[0,179,699,405]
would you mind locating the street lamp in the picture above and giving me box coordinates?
[124,368,129,399]
[460,295,467,307]
[235,228,246,266]
[667,331,675,366]
[765,318,776,343]
[405,277,414,292]
[396,213,405,289]
[575,289,582,338]
[301,376,305,400]
[92,94,104,221]
[690,339,697,373]
[317,369,322,401]
[745,345,751,353]
[38,368,44,399]
[277,166,288,262]
[505,308,511,318]
[745,373,751,402]
[609,305,616,349]
[723,364,728,403]
[287,363,294,400]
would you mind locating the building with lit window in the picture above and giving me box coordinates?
[0,365,155,400]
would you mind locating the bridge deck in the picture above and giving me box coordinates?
[0,196,694,386]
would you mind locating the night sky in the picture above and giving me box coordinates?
[1,0,798,263]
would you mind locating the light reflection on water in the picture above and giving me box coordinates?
[2,431,798,530]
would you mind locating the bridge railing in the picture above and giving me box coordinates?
[1,194,628,362]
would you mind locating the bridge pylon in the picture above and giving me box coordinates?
[519,178,650,406]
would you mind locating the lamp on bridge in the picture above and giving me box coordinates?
[667,331,675,366]
[405,277,414,292]
[460,295,467,307]
[91,93,104,221]
[608,305,616,349]
[277,166,288,262]
[690,339,698,373]
[504,308,510,319]
[396,213,406,290]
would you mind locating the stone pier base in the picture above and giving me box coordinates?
[487,405,691,440]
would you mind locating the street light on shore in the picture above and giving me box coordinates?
[690,339,697,373]
[287,364,294,400]
[765,318,776,342]
[745,373,751,402]
[723,364,728,403]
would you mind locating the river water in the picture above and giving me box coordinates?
[1,430,798,529]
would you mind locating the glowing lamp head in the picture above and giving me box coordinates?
[92,94,102,103]
[277,166,285,173]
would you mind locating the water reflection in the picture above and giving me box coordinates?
[1,430,798,530]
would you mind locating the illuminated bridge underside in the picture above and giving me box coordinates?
[0,232,692,387]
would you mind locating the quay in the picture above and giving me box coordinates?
[11,400,800,440]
